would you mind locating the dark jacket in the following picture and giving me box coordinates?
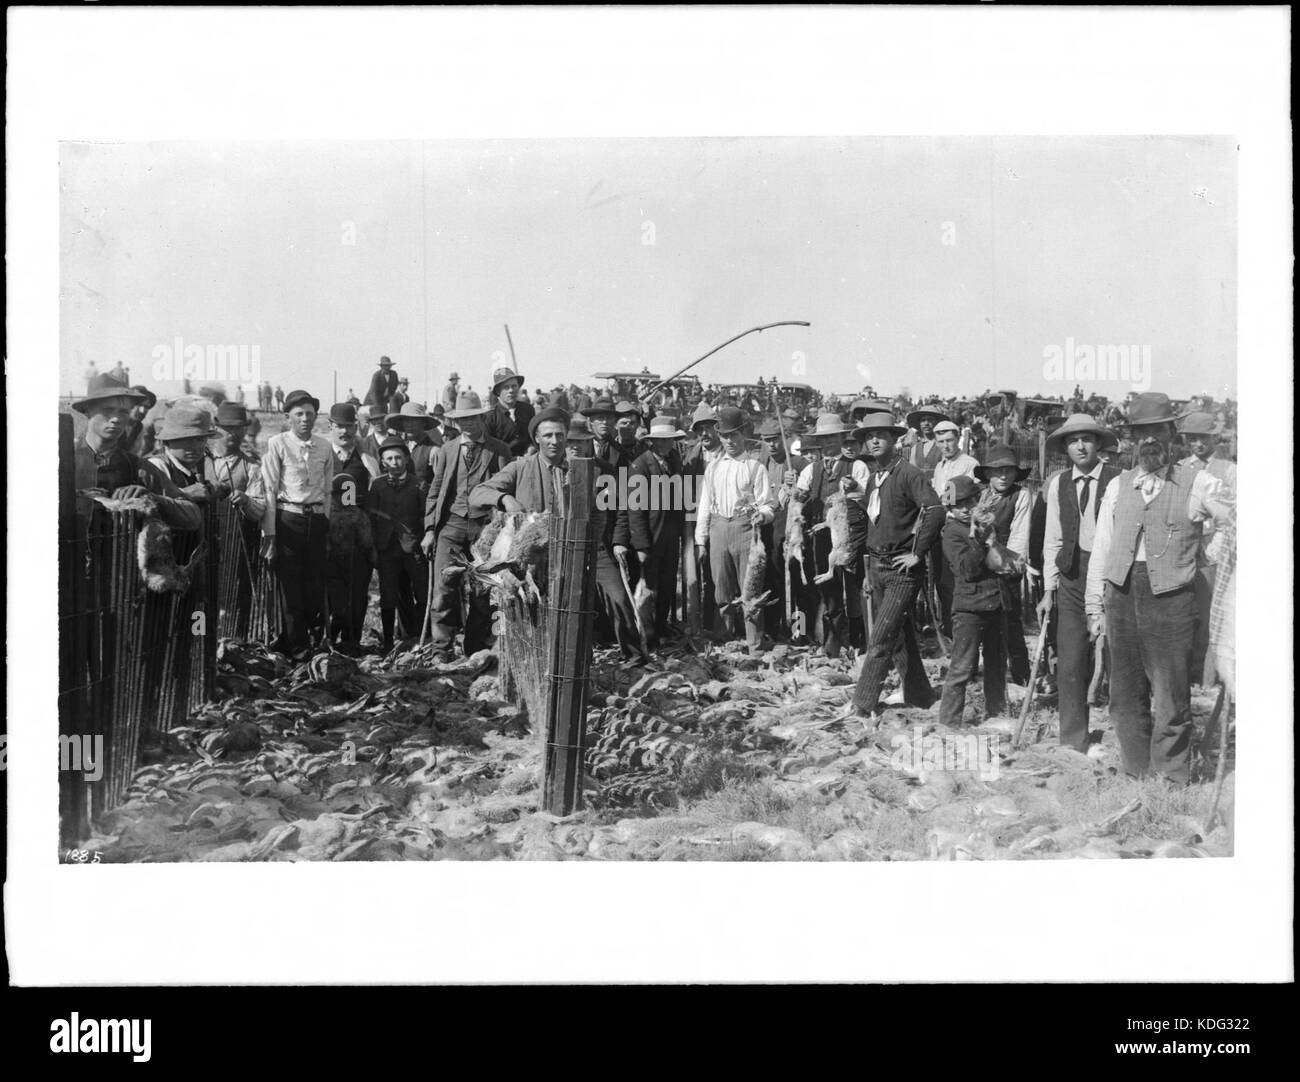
[484,400,537,458]
[942,516,1012,613]
[365,368,399,408]
[862,458,943,557]
[423,434,513,533]
[368,472,425,553]
[470,454,569,515]
[614,446,686,553]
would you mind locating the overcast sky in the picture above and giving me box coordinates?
[61,136,1236,405]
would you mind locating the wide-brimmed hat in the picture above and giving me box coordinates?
[974,445,1031,483]
[755,418,786,439]
[942,475,983,507]
[283,389,321,414]
[1121,392,1180,427]
[584,395,618,417]
[157,405,217,442]
[386,402,437,429]
[690,403,719,431]
[529,406,571,440]
[646,416,687,440]
[215,402,251,429]
[378,356,395,368]
[567,415,594,442]
[852,411,908,439]
[72,374,150,415]
[1177,411,1221,437]
[806,412,853,439]
[447,371,460,381]
[907,406,949,429]
[716,406,748,435]
[329,402,358,426]
[1046,413,1116,451]
[445,391,490,420]
[491,365,524,393]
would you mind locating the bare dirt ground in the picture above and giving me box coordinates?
[87,625,1234,862]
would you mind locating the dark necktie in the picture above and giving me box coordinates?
[465,442,481,471]
[1077,475,1092,517]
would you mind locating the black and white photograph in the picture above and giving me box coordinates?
[7,7,1292,996]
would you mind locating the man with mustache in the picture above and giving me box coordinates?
[1085,393,1229,783]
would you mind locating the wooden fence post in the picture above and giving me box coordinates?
[542,457,598,815]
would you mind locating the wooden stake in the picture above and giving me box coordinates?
[1013,617,1051,747]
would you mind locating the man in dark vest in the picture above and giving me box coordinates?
[905,405,947,485]
[1036,414,1121,752]
[1085,393,1230,783]
[850,411,944,720]
[420,392,513,657]
[326,402,377,508]
[973,445,1034,685]
[365,356,399,411]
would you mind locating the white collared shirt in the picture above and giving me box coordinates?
[1041,461,1104,591]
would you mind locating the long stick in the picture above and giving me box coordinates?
[504,323,518,370]
[614,549,649,656]
[639,321,810,405]
[419,557,435,647]
[1205,683,1231,832]
[1013,617,1051,747]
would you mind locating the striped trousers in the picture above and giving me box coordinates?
[852,555,935,713]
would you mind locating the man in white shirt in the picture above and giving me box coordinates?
[1034,414,1120,751]
[694,407,775,653]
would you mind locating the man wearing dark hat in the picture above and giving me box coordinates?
[441,371,461,412]
[1036,414,1121,751]
[905,405,948,484]
[614,415,689,648]
[260,389,335,658]
[388,376,410,416]
[471,407,572,515]
[365,355,398,412]
[385,402,442,489]
[973,445,1035,685]
[368,436,429,651]
[585,396,629,473]
[793,413,871,658]
[614,400,646,459]
[1176,410,1237,685]
[850,411,944,719]
[210,402,267,520]
[327,402,377,508]
[680,402,725,633]
[1085,393,1231,783]
[71,375,202,530]
[121,385,159,456]
[420,392,513,657]
[483,366,536,458]
[693,406,776,652]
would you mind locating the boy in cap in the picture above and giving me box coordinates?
[420,392,513,658]
[1085,393,1231,783]
[147,405,221,502]
[1036,414,1121,751]
[259,390,335,657]
[368,436,430,651]
[937,476,1011,726]
[973,445,1035,684]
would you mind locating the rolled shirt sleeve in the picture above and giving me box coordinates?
[1008,487,1031,560]
[1041,471,1063,592]
[1085,480,1120,617]
[694,461,715,547]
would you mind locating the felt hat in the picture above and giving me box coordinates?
[329,402,358,426]
[755,418,786,438]
[1046,413,1116,451]
[906,405,949,429]
[215,402,251,428]
[646,416,687,439]
[397,377,410,386]
[585,395,618,417]
[491,365,524,393]
[852,411,908,439]
[1177,411,1221,437]
[157,405,217,442]
[131,384,158,410]
[614,399,643,420]
[529,406,571,441]
[974,444,1031,483]
[716,406,748,435]
[780,407,806,433]
[378,356,394,368]
[1122,392,1180,427]
[283,389,321,414]
[690,403,719,431]
[807,413,853,439]
[446,391,490,419]
[567,414,594,442]
[386,402,437,429]
[72,374,149,415]
[941,475,982,506]
[447,371,460,380]
[377,435,411,458]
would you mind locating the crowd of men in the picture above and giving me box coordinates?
[69,349,1237,785]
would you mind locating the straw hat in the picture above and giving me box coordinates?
[806,413,853,439]
[446,391,490,419]
[386,402,437,429]
[1046,413,1117,451]
[852,411,908,439]
[646,416,686,439]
